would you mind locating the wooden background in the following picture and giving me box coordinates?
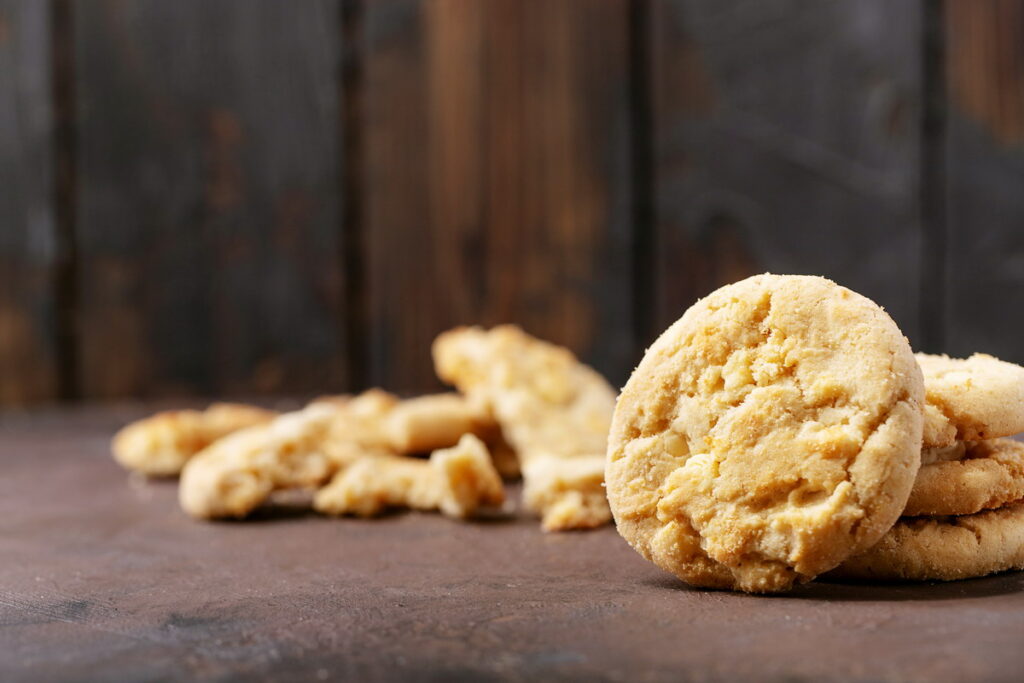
[0,0,1022,408]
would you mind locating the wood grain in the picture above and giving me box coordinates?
[0,1,60,405]
[943,0,1024,363]
[651,0,924,344]
[72,0,348,399]
[362,0,635,392]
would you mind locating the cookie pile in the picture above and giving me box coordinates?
[606,274,1024,592]
[112,326,615,532]
[831,354,1024,582]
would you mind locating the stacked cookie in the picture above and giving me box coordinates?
[832,354,1024,581]
[606,274,1024,592]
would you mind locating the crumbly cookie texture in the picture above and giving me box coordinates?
[113,403,277,476]
[606,274,924,593]
[920,441,967,466]
[905,438,1024,516]
[314,433,504,518]
[314,389,400,451]
[831,502,1024,581]
[179,389,503,520]
[315,390,496,455]
[180,403,354,519]
[385,393,494,453]
[432,325,616,530]
[522,455,611,531]
[916,353,1024,442]
[922,402,957,449]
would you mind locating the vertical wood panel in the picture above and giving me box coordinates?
[0,1,59,406]
[362,0,635,392]
[651,1,923,343]
[943,0,1024,362]
[73,0,347,399]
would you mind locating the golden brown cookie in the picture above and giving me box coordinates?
[922,403,957,449]
[180,403,350,519]
[313,434,504,519]
[385,393,494,453]
[920,441,966,465]
[179,390,498,520]
[521,455,611,532]
[315,390,497,455]
[606,274,924,592]
[433,325,616,530]
[112,403,277,476]
[917,353,1024,442]
[905,438,1024,516]
[831,502,1024,581]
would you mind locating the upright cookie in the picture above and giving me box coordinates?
[905,438,1024,516]
[917,353,1024,442]
[832,502,1024,582]
[606,274,924,592]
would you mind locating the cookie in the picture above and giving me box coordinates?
[313,434,504,519]
[920,441,966,465]
[385,393,495,453]
[180,388,504,520]
[831,502,1024,581]
[316,390,495,455]
[180,403,347,519]
[905,438,1024,516]
[917,353,1024,443]
[433,325,616,530]
[112,403,277,477]
[521,455,611,532]
[606,274,924,592]
[922,402,958,449]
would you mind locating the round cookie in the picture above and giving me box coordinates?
[905,438,1024,516]
[831,502,1024,582]
[917,353,1024,442]
[606,274,925,593]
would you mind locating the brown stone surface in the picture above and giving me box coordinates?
[2,406,1024,682]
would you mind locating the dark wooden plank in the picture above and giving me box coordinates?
[651,1,924,344]
[73,0,348,399]
[943,0,1024,363]
[362,0,635,392]
[5,405,1024,681]
[0,1,60,406]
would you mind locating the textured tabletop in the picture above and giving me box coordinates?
[2,406,1024,682]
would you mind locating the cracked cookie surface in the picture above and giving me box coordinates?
[917,353,1024,443]
[905,438,1024,516]
[831,501,1024,581]
[606,274,924,592]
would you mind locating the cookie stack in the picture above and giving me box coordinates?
[606,274,1024,592]
[831,354,1024,582]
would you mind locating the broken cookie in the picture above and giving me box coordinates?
[113,403,277,477]
[313,434,504,519]
[433,325,616,530]
[179,402,354,519]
